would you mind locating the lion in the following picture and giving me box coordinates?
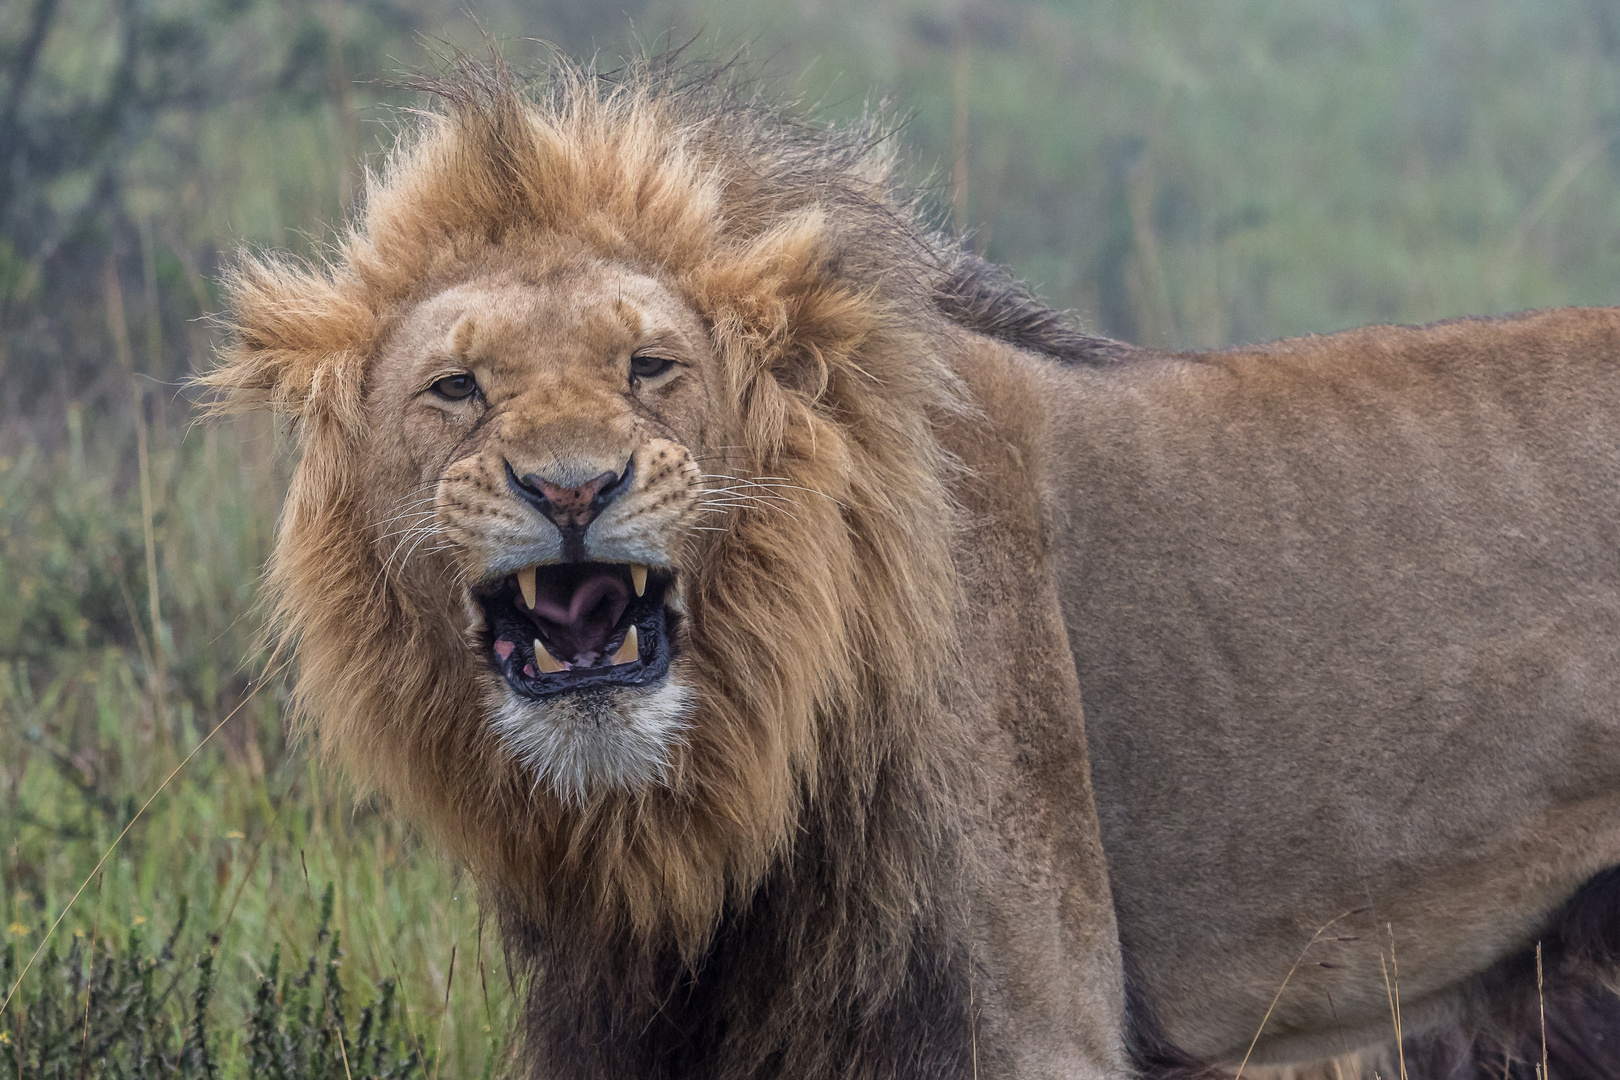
[208,57,1620,1079]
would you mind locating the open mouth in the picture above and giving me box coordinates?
[476,562,677,697]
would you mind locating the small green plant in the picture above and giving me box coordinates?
[2,887,429,1079]
[243,884,426,1080]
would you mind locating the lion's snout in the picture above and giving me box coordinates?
[505,458,634,559]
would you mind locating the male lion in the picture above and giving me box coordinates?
[211,59,1620,1079]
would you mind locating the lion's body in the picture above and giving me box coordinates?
[1010,310,1620,1068]
[212,59,1620,1079]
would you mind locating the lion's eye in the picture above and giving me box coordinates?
[629,354,676,381]
[431,373,479,401]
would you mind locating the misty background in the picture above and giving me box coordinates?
[7,0,1620,429]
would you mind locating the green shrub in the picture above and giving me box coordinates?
[3,887,431,1080]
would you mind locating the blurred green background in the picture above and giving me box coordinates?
[3,0,1618,1074]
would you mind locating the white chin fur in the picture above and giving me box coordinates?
[489,678,694,804]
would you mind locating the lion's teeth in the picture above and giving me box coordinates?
[611,625,639,666]
[631,563,648,597]
[533,638,566,673]
[517,565,537,610]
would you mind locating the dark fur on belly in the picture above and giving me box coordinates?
[1126,868,1620,1080]
[1394,866,1620,1080]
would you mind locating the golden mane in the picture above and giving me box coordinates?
[207,57,969,951]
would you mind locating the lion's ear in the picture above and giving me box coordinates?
[202,252,374,434]
[702,211,875,401]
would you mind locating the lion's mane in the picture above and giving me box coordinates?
[207,56,1016,1074]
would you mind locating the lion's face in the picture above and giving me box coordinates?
[215,73,966,937]
[368,261,723,800]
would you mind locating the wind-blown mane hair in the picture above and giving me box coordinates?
[207,55,1017,1076]
[935,252,1128,365]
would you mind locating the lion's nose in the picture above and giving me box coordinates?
[506,460,635,533]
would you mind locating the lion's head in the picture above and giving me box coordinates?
[372,264,714,799]
[209,59,966,945]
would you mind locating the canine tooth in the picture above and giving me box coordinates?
[611,625,639,666]
[533,638,566,674]
[631,563,648,597]
[517,565,537,610]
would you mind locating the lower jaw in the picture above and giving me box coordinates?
[487,602,675,699]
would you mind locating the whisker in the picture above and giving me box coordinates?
[705,484,816,497]
[697,498,793,510]
[375,516,443,544]
[693,482,793,495]
[698,474,802,486]
[374,497,440,524]
[695,499,800,523]
[397,528,444,576]
[699,473,797,482]
[697,483,794,494]
[699,495,793,508]
[379,492,441,512]
[698,476,843,504]
[381,520,444,583]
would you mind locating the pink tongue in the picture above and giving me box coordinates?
[531,574,630,627]
[530,571,631,663]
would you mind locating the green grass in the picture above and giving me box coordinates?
[0,420,517,1077]
[5,887,431,1078]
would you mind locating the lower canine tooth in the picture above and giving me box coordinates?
[517,566,537,610]
[533,639,566,673]
[611,625,639,666]
[631,563,648,597]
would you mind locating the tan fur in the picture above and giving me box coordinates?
[210,63,965,946]
[1037,310,1620,1073]
[210,55,1620,1080]
[209,58,1125,1079]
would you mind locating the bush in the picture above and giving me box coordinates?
[2,887,430,1080]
